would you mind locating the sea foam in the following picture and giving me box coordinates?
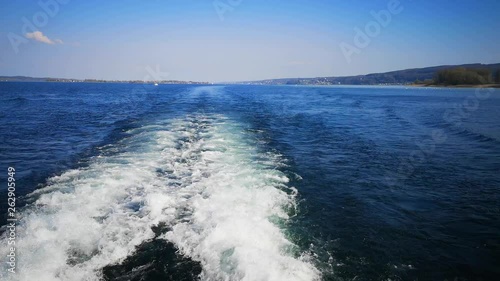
[0,114,320,281]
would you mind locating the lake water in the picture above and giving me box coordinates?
[0,83,499,281]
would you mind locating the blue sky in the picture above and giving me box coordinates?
[0,0,499,82]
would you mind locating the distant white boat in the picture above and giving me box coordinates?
[154,82,158,86]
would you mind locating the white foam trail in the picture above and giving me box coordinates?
[0,114,320,281]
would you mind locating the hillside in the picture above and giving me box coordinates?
[241,63,500,85]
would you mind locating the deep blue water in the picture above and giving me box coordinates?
[0,82,499,281]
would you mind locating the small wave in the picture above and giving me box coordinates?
[351,100,363,108]
[1,96,29,105]
[437,122,500,145]
[383,106,411,126]
[458,129,499,144]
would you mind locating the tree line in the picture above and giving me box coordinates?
[432,67,500,85]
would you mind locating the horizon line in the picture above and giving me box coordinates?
[1,62,499,84]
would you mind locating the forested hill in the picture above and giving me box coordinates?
[241,63,500,85]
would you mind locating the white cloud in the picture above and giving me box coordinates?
[25,31,63,45]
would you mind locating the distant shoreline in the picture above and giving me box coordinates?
[0,79,211,85]
[410,83,500,89]
[2,80,500,89]
[2,62,499,87]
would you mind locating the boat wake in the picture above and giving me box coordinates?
[0,113,320,281]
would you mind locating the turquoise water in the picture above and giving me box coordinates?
[0,83,499,280]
